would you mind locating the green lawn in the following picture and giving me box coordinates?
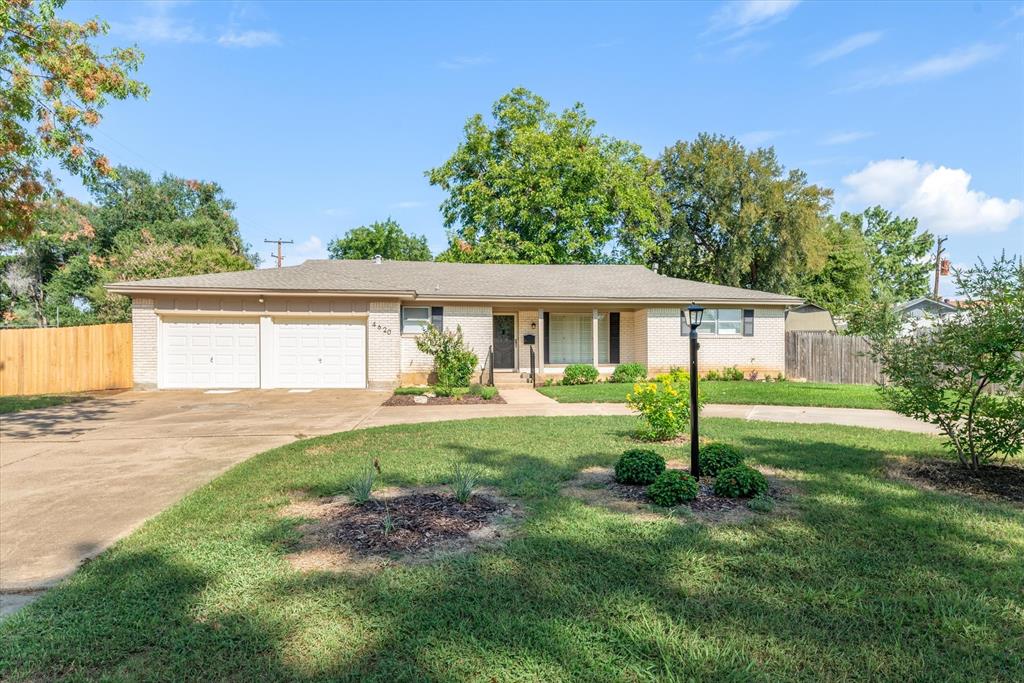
[0,393,88,414]
[539,380,886,409]
[2,417,1021,681]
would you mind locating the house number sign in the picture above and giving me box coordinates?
[371,321,392,335]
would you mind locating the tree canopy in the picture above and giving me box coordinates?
[794,213,871,318]
[859,205,934,302]
[428,87,664,264]
[1,167,254,326]
[628,133,832,293]
[327,218,431,261]
[1,0,148,240]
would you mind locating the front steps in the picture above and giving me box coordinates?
[492,372,535,389]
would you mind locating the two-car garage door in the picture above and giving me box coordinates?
[160,318,366,389]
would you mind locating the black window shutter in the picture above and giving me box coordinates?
[609,312,620,364]
[743,309,754,336]
[543,311,550,364]
[431,306,444,330]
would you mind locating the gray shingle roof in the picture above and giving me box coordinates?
[107,259,802,305]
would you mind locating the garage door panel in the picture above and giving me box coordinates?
[274,321,365,388]
[160,319,260,389]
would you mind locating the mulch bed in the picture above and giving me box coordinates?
[606,476,753,514]
[890,457,1024,504]
[384,394,506,406]
[329,493,503,554]
[280,487,520,572]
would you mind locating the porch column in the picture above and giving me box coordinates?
[592,308,599,366]
[537,308,545,381]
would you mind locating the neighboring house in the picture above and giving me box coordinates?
[895,297,958,320]
[107,259,802,390]
[784,303,837,333]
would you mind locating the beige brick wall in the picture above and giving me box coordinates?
[645,306,785,375]
[634,309,648,366]
[517,310,540,371]
[398,304,492,383]
[368,300,401,389]
[618,311,637,364]
[131,298,158,388]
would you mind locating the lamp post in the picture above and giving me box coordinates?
[686,304,704,479]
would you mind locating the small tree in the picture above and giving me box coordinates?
[415,324,478,396]
[869,255,1024,469]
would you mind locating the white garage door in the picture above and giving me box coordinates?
[275,321,366,388]
[161,319,260,389]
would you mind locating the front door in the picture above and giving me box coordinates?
[492,315,516,369]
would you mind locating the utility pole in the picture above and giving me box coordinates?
[932,235,947,299]
[264,238,293,268]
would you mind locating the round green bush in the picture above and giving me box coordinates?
[562,364,599,385]
[610,363,647,384]
[647,470,698,507]
[700,442,744,477]
[614,448,666,485]
[713,465,768,498]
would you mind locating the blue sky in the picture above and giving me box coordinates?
[64,0,1024,294]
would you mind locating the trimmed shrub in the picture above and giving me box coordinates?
[614,448,666,485]
[562,364,599,385]
[654,367,689,384]
[610,363,647,384]
[713,465,768,498]
[700,442,744,477]
[722,366,745,381]
[647,470,698,507]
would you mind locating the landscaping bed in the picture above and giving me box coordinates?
[281,486,520,571]
[888,457,1024,504]
[384,392,505,406]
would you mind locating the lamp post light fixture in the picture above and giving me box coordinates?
[686,304,704,479]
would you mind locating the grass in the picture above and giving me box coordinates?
[539,380,886,409]
[0,393,88,414]
[2,417,1022,681]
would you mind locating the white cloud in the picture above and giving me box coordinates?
[707,1,801,39]
[110,1,204,43]
[281,235,328,267]
[808,31,882,65]
[843,159,1023,233]
[217,30,280,48]
[438,56,492,70]
[820,131,874,146]
[839,43,1003,91]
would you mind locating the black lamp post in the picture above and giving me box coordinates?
[686,304,704,479]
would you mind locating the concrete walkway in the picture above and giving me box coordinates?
[1,386,934,618]
[361,388,938,434]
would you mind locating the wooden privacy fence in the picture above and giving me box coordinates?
[785,331,882,385]
[0,323,132,396]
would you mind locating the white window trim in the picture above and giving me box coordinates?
[699,308,744,336]
[401,306,430,335]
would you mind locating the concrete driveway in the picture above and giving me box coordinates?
[0,389,387,601]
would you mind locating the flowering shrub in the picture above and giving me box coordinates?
[627,379,703,441]
[416,325,478,396]
[654,367,689,384]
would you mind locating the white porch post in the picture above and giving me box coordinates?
[537,308,545,380]
[592,308,599,366]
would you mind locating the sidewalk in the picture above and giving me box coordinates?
[358,388,938,434]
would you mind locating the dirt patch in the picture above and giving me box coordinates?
[280,486,521,573]
[563,461,789,524]
[384,394,506,406]
[888,457,1024,505]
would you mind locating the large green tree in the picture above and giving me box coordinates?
[632,133,832,293]
[327,218,431,261]
[857,205,934,302]
[795,213,871,317]
[428,87,664,264]
[1,0,148,240]
[1,168,254,326]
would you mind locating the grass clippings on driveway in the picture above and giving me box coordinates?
[538,380,886,409]
[1,416,1021,681]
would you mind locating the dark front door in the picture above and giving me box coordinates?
[492,315,516,369]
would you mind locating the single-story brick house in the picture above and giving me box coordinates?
[107,259,802,390]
